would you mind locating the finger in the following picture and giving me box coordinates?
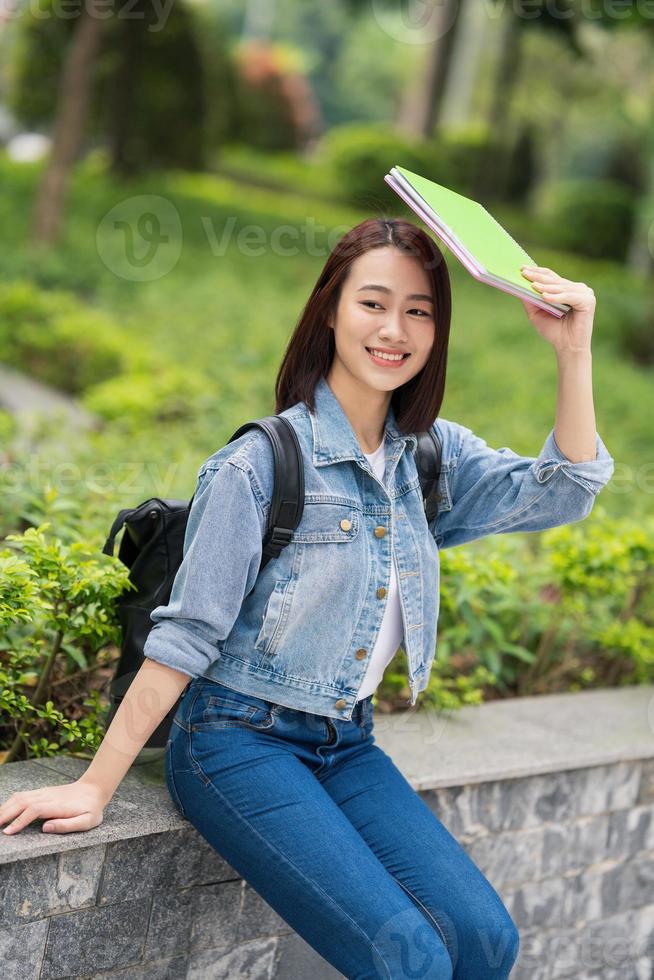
[540,289,591,305]
[529,270,560,280]
[523,268,579,289]
[532,282,568,293]
[0,802,25,831]
[534,282,588,297]
[43,813,100,834]
[2,797,70,835]
[522,265,557,275]
[529,283,562,295]
[529,274,574,289]
[2,803,40,835]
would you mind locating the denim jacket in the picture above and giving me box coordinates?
[143,375,615,720]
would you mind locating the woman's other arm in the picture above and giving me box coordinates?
[519,263,599,464]
[0,659,191,835]
[553,347,596,463]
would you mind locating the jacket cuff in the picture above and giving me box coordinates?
[143,620,216,678]
[534,428,615,495]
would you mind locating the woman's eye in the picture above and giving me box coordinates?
[360,301,431,317]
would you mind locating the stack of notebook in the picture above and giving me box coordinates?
[384,166,570,318]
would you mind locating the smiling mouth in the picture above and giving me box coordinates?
[365,347,411,362]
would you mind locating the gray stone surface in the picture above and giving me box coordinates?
[0,686,653,978]
[0,362,99,433]
[40,898,151,978]
[381,684,654,791]
[0,754,185,865]
[274,931,343,979]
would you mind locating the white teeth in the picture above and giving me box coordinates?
[369,348,405,361]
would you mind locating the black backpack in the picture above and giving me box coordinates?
[101,416,442,747]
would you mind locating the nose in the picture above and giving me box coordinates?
[377,312,408,343]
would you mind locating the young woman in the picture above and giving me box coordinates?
[0,218,614,979]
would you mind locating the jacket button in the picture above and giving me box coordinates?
[376,587,386,599]
[340,519,352,532]
[374,526,386,538]
[334,698,347,709]
[355,648,367,659]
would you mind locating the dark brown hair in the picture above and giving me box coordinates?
[274,217,451,434]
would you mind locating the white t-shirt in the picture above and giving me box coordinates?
[356,438,404,702]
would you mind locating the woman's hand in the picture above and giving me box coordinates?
[519,264,595,355]
[0,778,107,835]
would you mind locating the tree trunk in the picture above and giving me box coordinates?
[439,0,490,128]
[107,9,143,178]
[487,9,522,139]
[474,7,523,200]
[29,0,109,247]
[626,139,654,276]
[396,0,462,139]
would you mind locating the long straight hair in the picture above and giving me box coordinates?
[274,217,452,435]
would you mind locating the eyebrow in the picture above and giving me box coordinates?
[356,283,433,304]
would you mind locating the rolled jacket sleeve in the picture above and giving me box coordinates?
[533,428,615,496]
[431,421,615,550]
[142,460,266,678]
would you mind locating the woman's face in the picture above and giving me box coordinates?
[328,246,436,395]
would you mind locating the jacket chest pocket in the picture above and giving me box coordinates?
[290,502,361,543]
[254,503,363,656]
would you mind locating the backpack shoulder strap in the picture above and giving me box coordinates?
[227,415,304,572]
[414,427,443,524]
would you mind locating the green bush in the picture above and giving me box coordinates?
[555,119,648,196]
[316,122,510,212]
[0,280,139,394]
[531,178,638,262]
[315,123,437,211]
[594,286,654,367]
[377,505,654,709]
[428,124,509,202]
[0,409,16,445]
[83,365,215,427]
[0,522,133,762]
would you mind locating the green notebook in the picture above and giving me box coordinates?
[384,165,569,318]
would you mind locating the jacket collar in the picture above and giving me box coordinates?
[309,374,418,468]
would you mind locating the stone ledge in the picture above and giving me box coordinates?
[383,684,654,792]
[0,754,185,866]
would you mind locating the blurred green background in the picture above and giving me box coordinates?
[1,0,653,756]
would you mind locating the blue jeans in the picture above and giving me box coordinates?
[165,676,520,979]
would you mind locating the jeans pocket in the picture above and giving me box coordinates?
[191,685,277,732]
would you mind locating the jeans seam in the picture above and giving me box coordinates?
[190,753,393,980]
[165,747,190,818]
[390,873,451,956]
